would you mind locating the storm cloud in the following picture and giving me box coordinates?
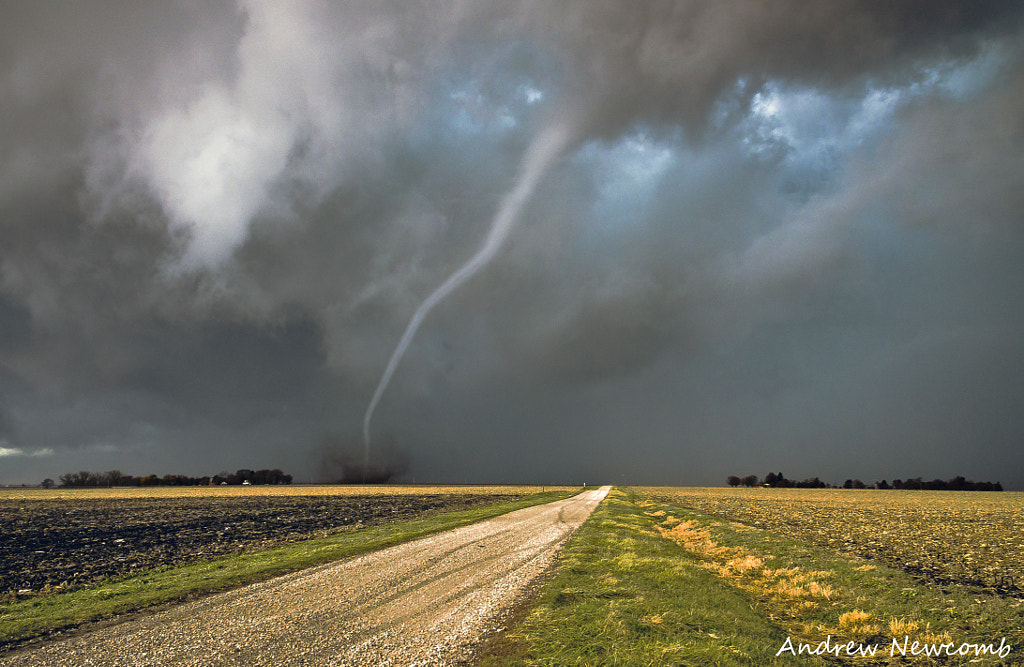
[1,1,1023,487]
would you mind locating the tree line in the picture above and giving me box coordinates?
[726,472,1002,491]
[52,468,293,488]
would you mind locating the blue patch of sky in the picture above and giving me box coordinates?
[439,76,548,139]
[558,42,1013,287]
[430,33,560,143]
[572,128,679,236]
[735,43,1010,202]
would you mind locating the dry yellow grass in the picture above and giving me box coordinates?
[0,484,571,500]
[650,511,835,618]
[837,609,877,636]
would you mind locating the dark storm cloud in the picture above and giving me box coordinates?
[1,1,1022,486]
[524,0,1023,138]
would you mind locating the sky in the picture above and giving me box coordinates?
[1,1,1023,488]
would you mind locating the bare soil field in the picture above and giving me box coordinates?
[0,486,541,599]
[641,486,1024,595]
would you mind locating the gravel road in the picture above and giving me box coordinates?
[7,486,610,666]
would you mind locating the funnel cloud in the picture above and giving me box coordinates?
[1,1,1023,488]
[363,122,575,455]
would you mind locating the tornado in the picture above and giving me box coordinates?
[362,122,574,463]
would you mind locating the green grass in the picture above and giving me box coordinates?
[0,489,575,647]
[480,488,826,666]
[482,488,1024,666]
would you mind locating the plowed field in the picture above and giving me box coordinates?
[0,487,534,599]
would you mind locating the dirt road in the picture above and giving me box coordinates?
[7,486,610,666]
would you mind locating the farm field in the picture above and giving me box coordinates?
[0,485,554,600]
[639,487,1024,595]
[0,484,553,500]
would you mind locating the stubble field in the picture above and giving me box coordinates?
[0,485,551,600]
[640,486,1024,595]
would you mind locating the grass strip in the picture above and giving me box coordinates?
[480,487,826,666]
[0,489,575,647]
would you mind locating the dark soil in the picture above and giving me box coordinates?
[0,493,522,599]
